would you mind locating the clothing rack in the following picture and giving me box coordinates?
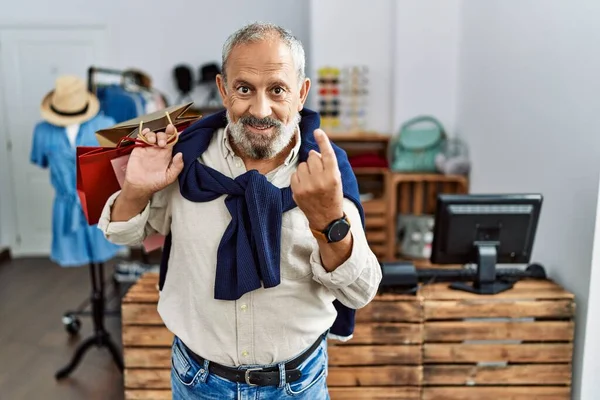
[87,65,170,120]
[87,66,126,94]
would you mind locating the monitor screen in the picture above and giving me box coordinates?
[431,194,543,265]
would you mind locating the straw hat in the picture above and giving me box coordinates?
[40,75,99,126]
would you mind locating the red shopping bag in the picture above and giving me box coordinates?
[110,153,166,252]
[76,143,137,225]
[77,106,196,225]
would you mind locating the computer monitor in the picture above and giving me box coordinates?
[430,193,543,295]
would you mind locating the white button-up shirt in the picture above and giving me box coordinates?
[98,127,382,367]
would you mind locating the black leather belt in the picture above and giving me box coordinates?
[182,332,326,387]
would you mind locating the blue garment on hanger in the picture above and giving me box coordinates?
[96,84,145,123]
[30,114,123,267]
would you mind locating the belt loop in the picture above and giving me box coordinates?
[278,362,286,388]
[199,359,210,383]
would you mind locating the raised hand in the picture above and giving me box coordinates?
[123,124,184,197]
[291,129,344,231]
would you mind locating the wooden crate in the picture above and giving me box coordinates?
[363,193,389,260]
[121,273,422,399]
[327,290,423,400]
[419,279,575,400]
[328,132,391,261]
[386,173,469,264]
[122,274,575,400]
[122,273,172,400]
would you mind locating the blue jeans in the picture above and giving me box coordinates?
[170,336,331,399]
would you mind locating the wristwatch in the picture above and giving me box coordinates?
[310,214,351,243]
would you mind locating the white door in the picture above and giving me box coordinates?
[0,26,108,256]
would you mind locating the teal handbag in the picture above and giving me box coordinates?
[390,116,446,173]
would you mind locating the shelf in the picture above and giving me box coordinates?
[328,132,390,142]
[362,198,386,214]
[365,215,386,229]
[366,231,386,243]
[336,134,470,265]
[390,173,468,184]
[353,167,389,175]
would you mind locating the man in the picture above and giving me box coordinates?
[98,22,382,399]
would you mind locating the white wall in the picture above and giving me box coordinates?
[456,1,600,398]
[1,0,310,107]
[583,179,600,399]
[309,0,395,134]
[0,49,14,249]
[393,0,461,135]
[309,0,461,135]
[0,0,310,250]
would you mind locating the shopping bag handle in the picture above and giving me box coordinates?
[116,111,180,149]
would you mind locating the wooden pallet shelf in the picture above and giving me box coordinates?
[419,279,575,400]
[328,132,469,265]
[122,274,575,400]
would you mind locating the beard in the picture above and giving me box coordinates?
[226,111,301,160]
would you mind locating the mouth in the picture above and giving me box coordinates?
[245,123,276,134]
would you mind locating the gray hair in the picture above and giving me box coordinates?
[221,22,306,86]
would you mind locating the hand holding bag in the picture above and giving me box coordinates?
[77,107,190,225]
[109,152,166,252]
[94,101,197,147]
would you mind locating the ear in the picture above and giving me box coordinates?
[216,74,229,107]
[297,78,311,111]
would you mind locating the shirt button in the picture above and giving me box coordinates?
[240,304,247,311]
[242,351,249,357]
[235,161,242,168]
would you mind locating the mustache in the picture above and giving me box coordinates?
[238,115,282,128]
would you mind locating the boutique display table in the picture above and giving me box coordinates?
[121,273,574,400]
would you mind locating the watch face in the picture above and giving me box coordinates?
[328,220,351,242]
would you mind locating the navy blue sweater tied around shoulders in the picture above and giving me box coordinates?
[158,108,365,339]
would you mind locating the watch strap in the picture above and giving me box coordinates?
[310,226,329,242]
[309,213,350,243]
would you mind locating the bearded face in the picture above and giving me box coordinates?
[227,112,300,159]
[215,36,311,161]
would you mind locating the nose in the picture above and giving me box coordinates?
[249,93,272,120]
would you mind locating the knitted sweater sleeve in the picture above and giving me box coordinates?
[97,183,175,246]
[310,199,383,309]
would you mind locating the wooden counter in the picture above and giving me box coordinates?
[121,274,574,399]
[419,279,574,400]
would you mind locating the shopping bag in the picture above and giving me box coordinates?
[110,153,166,252]
[79,104,192,223]
[79,106,189,226]
[95,101,199,147]
[77,144,136,225]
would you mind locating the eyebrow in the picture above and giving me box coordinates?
[231,79,255,88]
[231,78,291,90]
[268,80,290,89]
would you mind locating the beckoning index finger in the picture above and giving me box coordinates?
[314,129,337,167]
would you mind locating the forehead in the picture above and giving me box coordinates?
[226,38,296,84]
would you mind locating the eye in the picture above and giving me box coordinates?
[272,87,285,95]
[236,86,250,94]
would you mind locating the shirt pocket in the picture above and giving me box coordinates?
[280,210,316,281]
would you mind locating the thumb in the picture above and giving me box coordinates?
[166,152,184,183]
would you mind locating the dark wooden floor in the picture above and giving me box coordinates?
[0,257,127,400]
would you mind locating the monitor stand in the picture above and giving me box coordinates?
[449,242,514,295]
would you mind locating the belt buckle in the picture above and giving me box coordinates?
[244,368,262,386]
